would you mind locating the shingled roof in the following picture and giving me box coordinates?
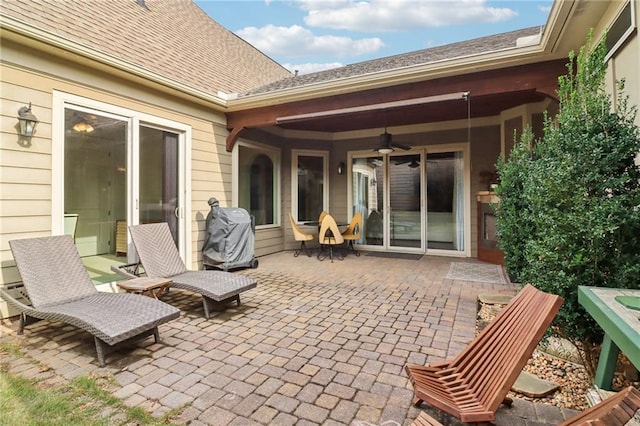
[243,26,543,97]
[0,0,291,95]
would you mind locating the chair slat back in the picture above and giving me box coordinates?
[9,235,97,308]
[559,386,640,425]
[129,222,187,278]
[319,214,344,244]
[343,212,362,237]
[450,284,563,412]
[289,213,311,241]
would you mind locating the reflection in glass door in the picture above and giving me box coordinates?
[351,156,383,247]
[426,151,465,252]
[389,154,422,249]
[139,126,180,244]
[64,108,127,258]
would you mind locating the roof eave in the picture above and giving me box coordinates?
[225,0,577,112]
[0,14,228,109]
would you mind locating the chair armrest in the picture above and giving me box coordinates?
[0,287,38,317]
[110,263,145,279]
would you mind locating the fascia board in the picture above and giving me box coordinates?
[0,15,228,109]
[225,42,559,112]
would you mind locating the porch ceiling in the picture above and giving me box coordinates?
[225,59,567,151]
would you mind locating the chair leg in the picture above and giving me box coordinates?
[346,240,360,256]
[317,244,326,261]
[94,337,107,368]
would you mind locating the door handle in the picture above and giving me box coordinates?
[174,207,181,218]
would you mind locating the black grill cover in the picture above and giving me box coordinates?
[203,197,256,270]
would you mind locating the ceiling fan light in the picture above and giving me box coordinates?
[72,121,94,133]
[376,146,394,155]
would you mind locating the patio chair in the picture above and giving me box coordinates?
[1,235,180,367]
[410,386,640,426]
[318,210,328,223]
[341,211,362,256]
[559,386,640,426]
[289,212,313,257]
[404,284,563,423]
[317,214,344,262]
[128,222,257,319]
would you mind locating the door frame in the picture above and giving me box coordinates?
[51,91,192,263]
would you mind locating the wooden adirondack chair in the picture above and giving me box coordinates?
[411,386,640,426]
[559,386,640,426]
[405,284,563,423]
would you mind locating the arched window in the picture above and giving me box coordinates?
[237,144,279,227]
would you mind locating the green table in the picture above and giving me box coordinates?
[578,286,640,390]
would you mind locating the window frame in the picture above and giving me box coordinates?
[603,1,636,62]
[233,140,281,229]
[291,149,329,223]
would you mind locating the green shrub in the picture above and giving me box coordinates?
[495,31,640,372]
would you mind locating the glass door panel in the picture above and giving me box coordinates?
[426,151,465,251]
[296,155,324,222]
[389,154,422,249]
[64,108,127,257]
[351,156,383,246]
[139,126,180,244]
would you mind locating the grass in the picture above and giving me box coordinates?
[0,342,185,425]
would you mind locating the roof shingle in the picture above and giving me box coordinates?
[1,0,292,95]
[243,26,543,96]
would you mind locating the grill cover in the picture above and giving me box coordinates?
[203,198,256,270]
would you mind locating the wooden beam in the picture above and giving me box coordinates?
[225,126,245,152]
[226,59,566,132]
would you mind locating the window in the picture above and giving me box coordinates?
[237,143,279,227]
[292,150,328,222]
[604,1,635,61]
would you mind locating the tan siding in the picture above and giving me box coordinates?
[1,44,229,314]
[0,200,51,217]
[0,183,51,199]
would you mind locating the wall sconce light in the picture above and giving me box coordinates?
[17,103,39,137]
[337,161,346,175]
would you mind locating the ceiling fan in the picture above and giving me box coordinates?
[374,128,411,154]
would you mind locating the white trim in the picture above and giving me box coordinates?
[290,149,329,222]
[233,139,281,229]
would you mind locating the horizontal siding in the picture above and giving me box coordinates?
[0,182,51,199]
[1,47,231,317]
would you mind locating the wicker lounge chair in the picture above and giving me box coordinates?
[404,284,563,423]
[1,235,180,367]
[127,222,257,319]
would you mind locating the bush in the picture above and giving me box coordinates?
[495,31,640,372]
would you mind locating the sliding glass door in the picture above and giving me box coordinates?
[349,147,467,255]
[426,151,465,252]
[389,153,423,249]
[63,105,184,261]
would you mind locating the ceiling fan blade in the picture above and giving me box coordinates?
[392,142,411,151]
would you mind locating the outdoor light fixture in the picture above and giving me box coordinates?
[17,103,38,137]
[337,161,345,175]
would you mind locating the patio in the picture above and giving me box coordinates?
[0,251,580,425]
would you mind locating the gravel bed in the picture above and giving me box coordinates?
[477,301,639,411]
